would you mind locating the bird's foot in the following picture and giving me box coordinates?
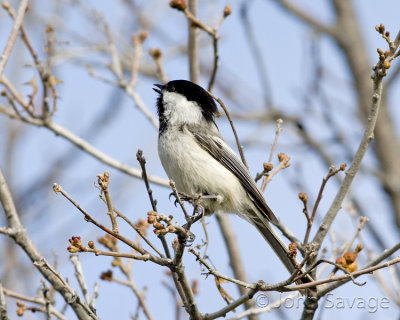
[169,192,198,206]
[177,228,196,246]
[169,192,222,207]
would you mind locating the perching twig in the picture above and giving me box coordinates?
[137,150,158,212]
[169,180,190,221]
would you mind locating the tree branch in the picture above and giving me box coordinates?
[0,167,99,320]
[311,57,386,255]
[0,0,29,75]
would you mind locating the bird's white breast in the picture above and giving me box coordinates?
[158,126,249,215]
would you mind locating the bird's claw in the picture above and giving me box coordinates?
[169,192,197,207]
[178,228,196,246]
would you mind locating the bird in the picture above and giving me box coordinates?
[154,79,310,284]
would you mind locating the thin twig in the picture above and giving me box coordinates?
[99,198,163,257]
[261,153,290,192]
[119,264,153,320]
[129,32,146,88]
[208,35,219,91]
[40,280,51,320]
[200,213,209,259]
[173,2,228,90]
[0,281,9,320]
[136,150,172,260]
[215,213,259,315]
[0,168,98,319]
[0,106,168,186]
[104,22,123,79]
[187,0,199,83]
[53,183,170,267]
[101,270,153,320]
[97,171,119,233]
[3,287,66,320]
[318,241,400,297]
[268,119,283,164]
[203,288,259,320]
[310,53,388,256]
[70,255,90,304]
[169,180,189,220]
[74,243,152,261]
[209,93,248,168]
[2,1,46,82]
[343,216,368,254]
[174,264,202,320]
[188,247,254,289]
[0,0,29,75]
[183,7,214,36]
[296,259,365,287]
[162,280,182,320]
[272,0,334,36]
[90,283,99,310]
[285,254,400,292]
[303,165,345,245]
[149,48,168,83]
[98,18,159,129]
[230,292,300,320]
[136,150,158,212]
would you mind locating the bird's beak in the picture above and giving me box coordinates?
[153,84,165,94]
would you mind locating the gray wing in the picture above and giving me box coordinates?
[186,124,279,225]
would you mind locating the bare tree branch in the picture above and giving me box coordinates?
[0,281,9,320]
[0,167,99,320]
[0,0,29,75]
[0,106,168,187]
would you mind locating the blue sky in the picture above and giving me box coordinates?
[1,0,400,319]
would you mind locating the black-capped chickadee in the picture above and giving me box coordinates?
[154,80,310,283]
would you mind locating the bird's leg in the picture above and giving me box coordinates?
[189,213,203,224]
[169,191,222,206]
[178,231,196,246]
[172,192,220,245]
[169,191,197,206]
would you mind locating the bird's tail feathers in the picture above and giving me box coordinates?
[249,212,313,285]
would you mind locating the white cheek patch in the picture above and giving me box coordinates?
[163,91,203,125]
